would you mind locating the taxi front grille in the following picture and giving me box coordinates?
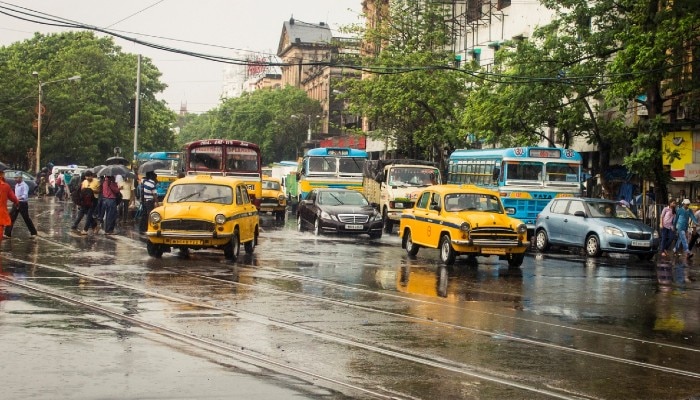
[338,214,369,224]
[161,219,214,231]
[470,227,518,241]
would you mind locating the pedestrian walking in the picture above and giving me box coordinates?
[100,175,120,235]
[70,171,100,235]
[673,199,698,259]
[4,174,38,238]
[658,199,677,256]
[138,171,158,233]
[116,174,135,222]
[0,168,20,244]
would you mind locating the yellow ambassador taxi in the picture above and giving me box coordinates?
[146,175,259,261]
[399,184,529,267]
[260,176,287,221]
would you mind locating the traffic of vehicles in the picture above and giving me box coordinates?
[3,144,657,264]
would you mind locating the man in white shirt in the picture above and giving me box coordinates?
[4,175,38,238]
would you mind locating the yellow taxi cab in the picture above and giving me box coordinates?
[398,184,528,267]
[146,175,259,261]
[260,176,287,221]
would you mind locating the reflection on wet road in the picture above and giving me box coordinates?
[1,200,699,399]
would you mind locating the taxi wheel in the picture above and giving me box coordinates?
[147,242,163,259]
[404,230,419,256]
[224,232,240,261]
[244,229,257,254]
[439,234,456,265]
[535,229,550,251]
[507,252,525,268]
[585,234,601,257]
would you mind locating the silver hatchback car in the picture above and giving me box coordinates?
[534,197,659,260]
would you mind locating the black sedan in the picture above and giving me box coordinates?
[297,188,384,239]
[3,170,37,195]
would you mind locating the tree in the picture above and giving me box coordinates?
[177,86,322,165]
[0,31,176,170]
[463,0,700,200]
[344,0,469,167]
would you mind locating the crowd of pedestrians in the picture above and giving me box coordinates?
[0,160,156,240]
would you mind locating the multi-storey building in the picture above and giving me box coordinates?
[276,18,361,140]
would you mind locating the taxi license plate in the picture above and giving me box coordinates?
[482,248,506,255]
[167,239,203,245]
[631,240,650,247]
[345,224,364,230]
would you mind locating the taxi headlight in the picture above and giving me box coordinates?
[460,222,471,232]
[277,194,286,201]
[215,214,226,225]
[517,224,527,234]
[149,212,161,224]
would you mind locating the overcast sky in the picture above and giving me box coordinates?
[0,0,363,113]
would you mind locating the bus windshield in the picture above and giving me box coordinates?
[338,157,365,174]
[505,161,543,183]
[225,146,259,173]
[546,162,579,183]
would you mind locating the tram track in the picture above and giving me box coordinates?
[4,230,699,398]
[0,254,606,399]
[2,245,700,400]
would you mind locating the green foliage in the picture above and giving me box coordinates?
[0,31,176,171]
[342,0,468,165]
[177,86,322,164]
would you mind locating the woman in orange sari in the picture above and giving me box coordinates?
[0,167,20,245]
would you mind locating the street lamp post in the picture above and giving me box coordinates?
[32,72,81,173]
[292,114,320,142]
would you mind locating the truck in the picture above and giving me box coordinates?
[363,159,442,233]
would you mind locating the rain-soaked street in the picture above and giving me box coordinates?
[1,199,699,399]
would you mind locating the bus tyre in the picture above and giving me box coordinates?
[535,229,550,251]
[244,229,257,254]
[383,208,393,233]
[439,234,456,265]
[224,232,240,261]
[507,252,525,268]
[404,230,419,256]
[585,234,601,257]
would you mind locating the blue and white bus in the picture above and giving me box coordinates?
[296,147,368,200]
[447,147,583,235]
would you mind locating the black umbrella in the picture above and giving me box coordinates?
[99,164,130,177]
[89,164,107,175]
[138,160,169,174]
[106,156,129,166]
[0,161,8,171]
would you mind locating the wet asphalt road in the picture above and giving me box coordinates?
[0,198,699,399]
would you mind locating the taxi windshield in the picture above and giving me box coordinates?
[167,183,233,204]
[444,193,503,213]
